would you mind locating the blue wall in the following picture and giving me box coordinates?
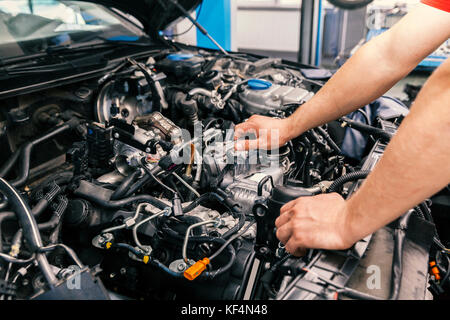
[196,0,231,51]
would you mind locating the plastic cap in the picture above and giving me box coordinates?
[184,258,210,280]
[247,79,272,90]
[167,53,194,61]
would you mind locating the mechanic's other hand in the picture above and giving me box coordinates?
[275,193,356,255]
[234,115,292,151]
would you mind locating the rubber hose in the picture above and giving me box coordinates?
[7,122,75,187]
[74,189,168,210]
[327,170,371,193]
[0,177,57,287]
[110,170,141,200]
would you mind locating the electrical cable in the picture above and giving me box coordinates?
[140,158,177,196]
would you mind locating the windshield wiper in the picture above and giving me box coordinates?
[0,50,111,79]
[45,37,154,54]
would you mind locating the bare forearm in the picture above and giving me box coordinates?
[287,39,409,138]
[345,61,450,243]
[285,4,450,140]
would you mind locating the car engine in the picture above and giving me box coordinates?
[0,47,447,300]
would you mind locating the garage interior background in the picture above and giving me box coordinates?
[164,0,449,102]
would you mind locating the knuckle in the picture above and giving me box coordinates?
[292,231,303,243]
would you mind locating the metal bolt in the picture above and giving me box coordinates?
[177,263,186,272]
[114,133,120,139]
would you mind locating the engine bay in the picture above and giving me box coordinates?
[0,47,448,300]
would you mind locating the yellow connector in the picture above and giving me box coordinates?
[9,244,20,258]
[105,242,113,249]
[184,258,210,281]
[142,256,150,264]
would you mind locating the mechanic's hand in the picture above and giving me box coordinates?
[275,193,356,256]
[234,115,293,151]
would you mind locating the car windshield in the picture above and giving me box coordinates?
[0,0,147,60]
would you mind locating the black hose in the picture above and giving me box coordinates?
[327,170,371,193]
[226,100,241,123]
[0,199,7,211]
[32,181,62,217]
[0,177,57,287]
[2,120,78,188]
[0,148,21,178]
[0,211,15,252]
[210,222,255,261]
[182,192,226,213]
[204,244,236,279]
[315,127,342,154]
[0,182,64,251]
[158,225,238,279]
[123,175,151,198]
[74,188,169,210]
[418,201,441,243]
[38,195,68,231]
[140,159,177,196]
[110,169,141,200]
[221,209,245,239]
[340,117,393,142]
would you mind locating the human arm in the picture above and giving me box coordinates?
[234,3,450,151]
[274,58,450,254]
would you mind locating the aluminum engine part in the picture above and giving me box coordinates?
[225,165,285,216]
[113,141,147,176]
[184,205,255,239]
[95,80,153,124]
[134,112,183,145]
[238,80,313,115]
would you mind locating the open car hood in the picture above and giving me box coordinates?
[79,0,202,35]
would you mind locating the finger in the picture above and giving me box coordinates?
[235,138,263,151]
[291,247,307,257]
[234,122,256,140]
[275,210,293,229]
[285,237,305,256]
[276,222,293,244]
[280,199,298,214]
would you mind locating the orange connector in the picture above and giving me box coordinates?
[184,258,210,281]
[429,261,441,281]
